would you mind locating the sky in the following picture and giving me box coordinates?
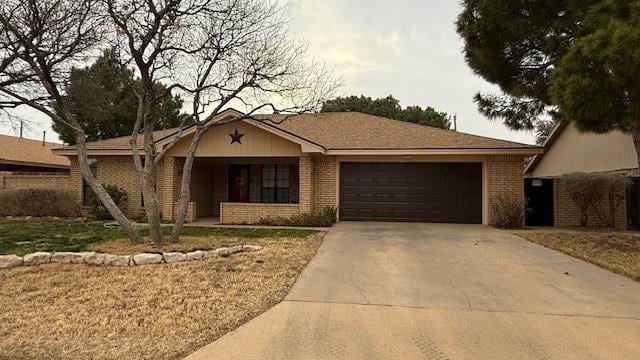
[0,0,537,145]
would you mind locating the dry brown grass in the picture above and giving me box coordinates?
[516,231,640,281]
[88,236,266,255]
[0,233,324,360]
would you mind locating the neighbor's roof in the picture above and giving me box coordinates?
[0,134,70,168]
[58,128,179,151]
[54,111,540,154]
[524,121,566,174]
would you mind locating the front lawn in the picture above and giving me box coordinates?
[516,231,640,281]
[0,219,323,359]
[0,219,316,255]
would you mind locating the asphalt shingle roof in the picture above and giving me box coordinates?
[259,112,535,150]
[58,111,537,152]
[0,134,70,168]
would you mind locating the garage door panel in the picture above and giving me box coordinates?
[340,162,482,223]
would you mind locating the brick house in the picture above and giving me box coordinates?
[525,121,639,229]
[53,109,541,225]
[0,134,69,173]
[0,134,72,191]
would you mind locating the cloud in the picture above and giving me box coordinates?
[0,0,536,144]
[282,0,535,144]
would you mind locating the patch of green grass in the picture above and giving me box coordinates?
[178,227,315,239]
[0,220,124,255]
[0,219,316,256]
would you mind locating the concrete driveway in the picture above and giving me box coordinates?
[187,222,640,359]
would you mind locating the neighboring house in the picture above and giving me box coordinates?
[0,134,72,191]
[0,134,69,173]
[52,109,541,225]
[524,121,639,229]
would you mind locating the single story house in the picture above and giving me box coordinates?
[525,121,639,229]
[0,134,71,191]
[52,109,541,225]
[0,134,69,173]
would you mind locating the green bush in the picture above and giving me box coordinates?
[87,184,127,220]
[0,189,81,217]
[258,207,337,227]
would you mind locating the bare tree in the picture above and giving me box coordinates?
[0,0,143,242]
[1,0,336,245]
[104,0,338,243]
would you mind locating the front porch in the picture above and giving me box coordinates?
[161,155,313,224]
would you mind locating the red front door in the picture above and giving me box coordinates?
[228,165,250,202]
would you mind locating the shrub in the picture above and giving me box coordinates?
[561,172,628,227]
[490,194,525,229]
[0,189,81,217]
[561,172,603,226]
[87,184,127,220]
[258,207,337,227]
[592,173,628,228]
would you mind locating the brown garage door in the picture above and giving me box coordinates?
[339,162,482,223]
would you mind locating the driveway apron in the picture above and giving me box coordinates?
[187,222,640,359]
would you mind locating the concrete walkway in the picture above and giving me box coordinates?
[187,222,640,359]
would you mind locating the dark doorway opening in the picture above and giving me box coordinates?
[228,165,250,202]
[525,178,554,226]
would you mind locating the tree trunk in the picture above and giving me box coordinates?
[142,162,164,243]
[75,131,142,243]
[632,117,640,174]
[169,129,204,243]
[141,107,164,244]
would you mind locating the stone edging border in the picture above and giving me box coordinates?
[0,245,262,269]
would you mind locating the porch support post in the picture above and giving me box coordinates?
[161,156,177,222]
[299,154,313,214]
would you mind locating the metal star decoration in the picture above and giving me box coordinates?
[229,128,244,144]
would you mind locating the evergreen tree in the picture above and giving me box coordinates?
[321,95,450,129]
[53,49,189,144]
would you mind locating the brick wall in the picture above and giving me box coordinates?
[69,157,84,207]
[0,173,75,191]
[554,178,627,229]
[0,159,80,206]
[299,155,313,213]
[63,155,169,220]
[487,155,526,226]
[312,155,337,212]
[94,156,146,218]
[161,157,179,221]
[219,202,300,224]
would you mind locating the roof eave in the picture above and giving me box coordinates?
[0,158,70,169]
[325,148,543,156]
[52,149,142,156]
